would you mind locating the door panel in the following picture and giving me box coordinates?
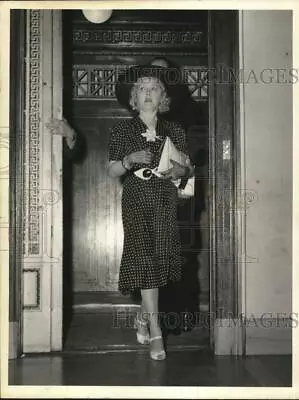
[72,118,124,291]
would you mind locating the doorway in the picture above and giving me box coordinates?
[12,9,240,355]
[62,10,210,351]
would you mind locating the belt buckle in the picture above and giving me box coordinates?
[134,168,153,180]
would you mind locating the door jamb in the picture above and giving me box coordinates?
[208,10,245,355]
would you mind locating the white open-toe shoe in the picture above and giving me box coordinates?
[150,336,166,360]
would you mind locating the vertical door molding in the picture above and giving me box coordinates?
[50,10,63,351]
[209,11,244,355]
[9,10,26,359]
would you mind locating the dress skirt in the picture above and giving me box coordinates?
[119,173,182,293]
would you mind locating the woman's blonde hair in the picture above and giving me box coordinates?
[129,77,171,113]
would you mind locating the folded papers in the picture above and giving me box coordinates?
[157,137,189,173]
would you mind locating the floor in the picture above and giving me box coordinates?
[64,290,210,351]
[9,307,292,387]
[9,351,292,387]
[63,311,210,352]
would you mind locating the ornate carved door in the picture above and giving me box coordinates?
[22,10,63,352]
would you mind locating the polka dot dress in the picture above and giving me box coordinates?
[108,115,188,294]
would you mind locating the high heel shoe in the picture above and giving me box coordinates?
[134,317,150,345]
[150,336,166,360]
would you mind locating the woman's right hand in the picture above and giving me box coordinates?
[46,117,77,149]
[128,149,153,165]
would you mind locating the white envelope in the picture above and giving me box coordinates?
[157,136,189,173]
[156,136,195,198]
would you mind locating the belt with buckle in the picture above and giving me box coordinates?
[133,168,181,188]
[133,167,162,181]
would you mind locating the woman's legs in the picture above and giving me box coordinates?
[139,300,147,320]
[140,288,159,331]
[135,295,150,343]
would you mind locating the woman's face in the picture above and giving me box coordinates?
[134,77,164,113]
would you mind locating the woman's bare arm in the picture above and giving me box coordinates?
[108,160,127,177]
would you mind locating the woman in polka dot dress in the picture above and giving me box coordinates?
[108,65,194,360]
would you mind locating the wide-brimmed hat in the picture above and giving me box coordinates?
[115,64,177,111]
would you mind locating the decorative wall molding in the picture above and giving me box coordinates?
[73,29,204,48]
[72,64,208,100]
[184,67,208,99]
[24,10,41,256]
[73,64,127,99]
[23,268,41,310]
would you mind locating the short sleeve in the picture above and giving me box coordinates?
[108,123,126,162]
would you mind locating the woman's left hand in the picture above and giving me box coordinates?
[161,159,187,180]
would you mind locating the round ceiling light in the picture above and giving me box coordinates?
[82,9,113,24]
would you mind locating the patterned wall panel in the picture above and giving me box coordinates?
[72,64,208,101]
